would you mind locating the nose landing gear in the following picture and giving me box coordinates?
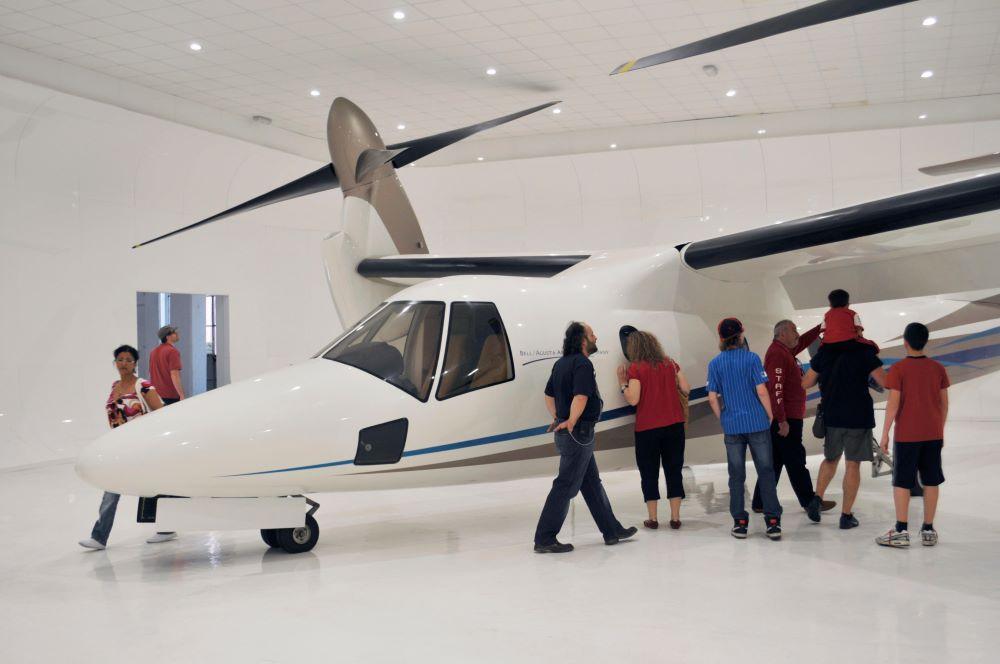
[261,497,320,554]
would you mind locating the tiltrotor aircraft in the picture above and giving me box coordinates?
[76,1,1000,553]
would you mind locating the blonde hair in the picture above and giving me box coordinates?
[626,330,670,367]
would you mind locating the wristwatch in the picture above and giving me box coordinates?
[620,384,628,393]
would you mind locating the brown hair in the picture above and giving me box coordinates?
[626,330,670,367]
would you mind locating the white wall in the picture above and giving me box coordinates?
[0,75,341,469]
[2,72,998,469]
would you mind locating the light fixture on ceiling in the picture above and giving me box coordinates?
[476,156,484,161]
[397,123,405,130]
[552,107,561,114]
[725,88,737,97]
[310,89,321,96]
[757,129,766,135]
[252,115,272,125]
[921,70,934,79]
[922,16,937,27]
[609,143,617,149]
[393,10,405,20]
[189,42,202,51]
[486,67,497,76]
[918,113,928,120]
[702,64,718,77]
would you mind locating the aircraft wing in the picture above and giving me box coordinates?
[356,253,590,284]
[680,172,1000,308]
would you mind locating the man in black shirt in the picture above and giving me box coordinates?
[803,340,885,529]
[534,322,637,553]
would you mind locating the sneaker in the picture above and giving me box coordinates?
[765,517,782,540]
[921,528,939,547]
[731,518,748,539]
[820,499,837,512]
[839,513,859,530]
[146,532,178,544]
[605,526,638,545]
[876,529,910,548]
[534,540,574,554]
[78,537,106,550]
[805,496,821,523]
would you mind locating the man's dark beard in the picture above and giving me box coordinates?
[586,339,598,355]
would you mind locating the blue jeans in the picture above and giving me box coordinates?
[725,430,782,520]
[90,491,120,546]
[534,422,623,545]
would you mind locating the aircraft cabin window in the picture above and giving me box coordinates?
[322,301,445,402]
[436,302,514,400]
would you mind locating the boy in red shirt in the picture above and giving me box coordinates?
[821,289,880,352]
[876,322,950,548]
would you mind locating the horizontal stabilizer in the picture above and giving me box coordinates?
[357,255,589,280]
[611,0,914,75]
[134,164,339,248]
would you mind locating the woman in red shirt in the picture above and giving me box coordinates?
[617,331,690,530]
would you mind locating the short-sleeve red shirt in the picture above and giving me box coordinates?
[885,356,950,442]
[149,342,182,399]
[627,360,685,432]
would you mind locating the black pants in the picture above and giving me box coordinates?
[162,397,180,406]
[634,423,686,502]
[752,419,816,510]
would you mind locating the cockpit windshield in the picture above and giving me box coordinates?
[322,301,445,401]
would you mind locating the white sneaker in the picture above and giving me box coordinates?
[921,528,939,546]
[875,528,910,548]
[146,532,178,544]
[79,538,106,550]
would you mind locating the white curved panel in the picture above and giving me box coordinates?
[633,144,702,228]
[571,151,642,247]
[516,155,582,251]
[830,129,901,205]
[901,123,976,191]
[696,140,765,237]
[761,135,833,218]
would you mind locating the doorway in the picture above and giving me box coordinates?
[136,292,230,397]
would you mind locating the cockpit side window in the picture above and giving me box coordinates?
[436,302,514,400]
[322,301,444,401]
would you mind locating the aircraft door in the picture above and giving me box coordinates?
[436,302,515,400]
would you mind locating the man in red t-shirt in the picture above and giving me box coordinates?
[752,320,836,522]
[876,322,950,549]
[150,324,185,405]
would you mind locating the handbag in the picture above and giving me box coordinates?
[812,401,826,439]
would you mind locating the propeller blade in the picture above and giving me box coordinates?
[611,0,916,75]
[919,153,1000,176]
[387,101,560,169]
[134,163,339,248]
[356,147,405,183]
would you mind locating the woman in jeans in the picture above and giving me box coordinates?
[617,330,690,529]
[79,344,175,550]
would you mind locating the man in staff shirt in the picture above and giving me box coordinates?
[752,320,837,522]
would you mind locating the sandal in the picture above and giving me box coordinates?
[643,519,659,529]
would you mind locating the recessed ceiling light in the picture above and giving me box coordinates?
[393,10,405,20]
[921,70,934,79]
[918,113,927,120]
[486,67,497,76]
[552,107,561,114]
[609,143,617,149]
[62,419,73,423]
[477,156,484,161]
[189,42,202,51]
[757,128,766,135]
[310,89,320,96]
[725,89,737,97]
[922,16,937,27]
[397,123,405,130]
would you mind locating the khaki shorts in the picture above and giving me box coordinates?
[824,427,874,462]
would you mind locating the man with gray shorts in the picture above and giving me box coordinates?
[802,339,885,529]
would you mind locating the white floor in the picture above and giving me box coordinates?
[1,421,998,664]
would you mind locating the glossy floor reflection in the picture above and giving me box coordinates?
[2,421,998,663]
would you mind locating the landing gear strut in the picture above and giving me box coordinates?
[261,497,320,554]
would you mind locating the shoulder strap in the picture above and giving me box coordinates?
[133,376,150,414]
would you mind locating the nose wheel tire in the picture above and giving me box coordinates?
[276,514,319,554]
[260,528,280,548]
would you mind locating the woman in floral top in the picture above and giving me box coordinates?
[79,344,176,550]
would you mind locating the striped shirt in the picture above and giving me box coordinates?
[707,349,770,435]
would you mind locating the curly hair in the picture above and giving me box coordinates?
[113,344,139,362]
[562,322,587,356]
[625,330,669,366]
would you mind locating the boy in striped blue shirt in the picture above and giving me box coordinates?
[708,318,783,540]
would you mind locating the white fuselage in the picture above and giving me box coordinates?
[76,244,793,498]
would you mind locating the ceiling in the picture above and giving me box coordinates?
[1,0,999,149]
